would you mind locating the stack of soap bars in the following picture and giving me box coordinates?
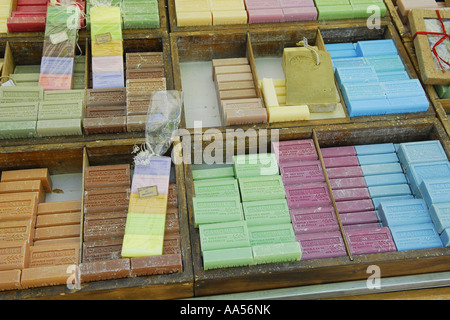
[327,39,429,117]
[212,57,267,126]
[246,0,317,23]
[90,6,124,89]
[315,0,386,20]
[7,0,47,32]
[192,153,301,270]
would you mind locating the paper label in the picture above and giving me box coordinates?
[95,33,112,45]
[50,31,69,45]
[138,185,158,198]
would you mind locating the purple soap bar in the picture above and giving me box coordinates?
[323,156,360,168]
[40,56,74,75]
[345,227,397,255]
[340,211,379,225]
[285,183,332,209]
[279,160,324,185]
[272,139,318,163]
[332,187,370,202]
[245,0,281,10]
[280,0,315,7]
[329,177,367,190]
[134,157,171,176]
[282,7,317,21]
[290,206,339,234]
[326,166,363,179]
[295,231,348,260]
[248,8,285,23]
[336,199,375,214]
[344,223,382,231]
[320,146,356,158]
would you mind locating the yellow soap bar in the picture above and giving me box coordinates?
[91,40,124,57]
[212,10,247,25]
[309,103,346,120]
[0,5,11,19]
[175,0,211,12]
[261,78,279,108]
[121,234,164,257]
[0,20,7,34]
[177,11,212,26]
[268,105,310,123]
[128,193,168,214]
[277,95,286,105]
[210,0,245,11]
[90,7,122,24]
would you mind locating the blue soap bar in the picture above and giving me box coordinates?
[368,183,411,198]
[356,39,398,57]
[335,66,378,87]
[361,162,403,176]
[365,55,404,73]
[381,80,425,99]
[329,50,358,59]
[440,228,450,246]
[364,173,407,187]
[419,177,450,207]
[378,199,431,227]
[377,71,410,82]
[341,82,385,101]
[346,98,391,117]
[389,222,443,251]
[40,56,74,75]
[387,95,430,114]
[93,72,125,89]
[372,195,414,210]
[355,143,396,155]
[397,141,448,170]
[429,203,450,234]
[326,43,355,51]
[332,57,367,71]
[406,161,450,195]
[357,153,398,165]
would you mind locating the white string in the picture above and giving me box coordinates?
[296,37,320,66]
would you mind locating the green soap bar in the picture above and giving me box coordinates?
[44,89,85,102]
[248,223,296,246]
[121,233,164,257]
[123,14,160,29]
[252,242,302,265]
[238,175,285,202]
[315,0,350,5]
[72,73,86,89]
[91,24,123,41]
[192,164,234,180]
[36,119,82,137]
[9,73,40,83]
[193,196,244,227]
[0,121,36,139]
[233,153,279,178]
[14,82,39,87]
[124,212,166,237]
[203,247,254,270]
[74,56,86,73]
[38,100,84,120]
[0,86,43,101]
[14,65,41,74]
[242,199,291,226]
[46,6,79,25]
[351,3,386,18]
[317,5,354,20]
[435,85,450,99]
[0,102,38,121]
[199,221,250,252]
[194,178,240,198]
[44,24,78,42]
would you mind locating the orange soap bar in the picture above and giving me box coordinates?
[79,258,131,283]
[0,193,38,222]
[0,220,34,243]
[28,243,80,267]
[0,269,22,291]
[84,187,130,214]
[0,180,45,203]
[34,224,81,241]
[38,200,82,215]
[84,164,131,190]
[1,168,52,192]
[21,264,75,289]
[33,237,80,247]
[0,240,29,271]
[35,211,81,228]
[130,253,182,277]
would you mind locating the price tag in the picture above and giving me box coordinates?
[50,31,69,45]
[95,33,112,45]
[138,185,158,198]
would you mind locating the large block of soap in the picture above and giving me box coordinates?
[233,153,279,178]
[194,178,239,198]
[271,139,317,162]
[279,160,324,185]
[242,199,291,226]
[290,206,339,234]
[397,141,447,170]
[355,143,395,155]
[345,227,396,255]
[0,241,29,271]
[364,173,407,187]
[406,161,450,194]
[285,182,332,208]
[360,163,403,176]
[390,223,442,251]
[199,221,250,252]
[419,178,450,207]
[295,231,347,260]
[378,199,431,227]
[252,242,302,265]
[203,247,254,270]
[355,39,398,57]
[368,184,411,198]
[429,203,450,234]
[238,175,285,202]
[248,223,296,246]
[193,196,243,227]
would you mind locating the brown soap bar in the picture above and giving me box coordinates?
[126,52,164,69]
[0,220,33,243]
[224,107,268,126]
[215,72,253,83]
[86,88,127,107]
[217,80,255,91]
[212,57,249,68]
[1,168,52,192]
[221,98,264,110]
[0,193,38,222]
[83,116,127,135]
[84,164,130,190]
[126,115,147,132]
[0,269,22,291]
[130,253,182,277]
[126,96,151,115]
[165,208,180,234]
[83,217,126,241]
[126,67,165,80]
[34,224,81,241]
[168,184,178,208]
[38,200,81,215]
[28,243,80,267]
[35,211,81,228]
[84,187,130,214]
[82,238,123,262]
[215,64,251,76]
[21,264,75,289]
[43,39,75,58]
[85,105,126,118]
[125,78,166,97]
[79,258,131,283]
[33,237,80,247]
[218,88,258,100]
[0,180,45,203]
[84,211,127,221]
[163,233,181,255]
[0,240,29,271]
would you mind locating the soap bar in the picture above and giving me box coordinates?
[28,243,80,267]
[193,196,243,227]
[126,52,164,69]
[285,182,332,209]
[248,223,296,246]
[20,264,74,289]
[320,146,356,158]
[84,187,130,214]
[133,157,172,176]
[84,164,130,190]
[38,200,81,215]
[381,79,426,99]
[199,221,250,252]
[192,165,234,180]
[271,139,318,162]
[377,71,410,82]
[43,89,85,102]
[130,253,182,276]
[419,178,450,207]
[252,242,302,265]
[279,160,324,185]
[261,78,279,108]
[323,156,360,168]
[242,199,291,226]
[295,231,347,260]
[290,206,339,234]
[0,220,33,243]
[390,223,443,251]
[0,241,29,271]
[357,153,399,166]
[372,195,414,210]
[34,224,80,241]
[429,203,450,234]
[126,78,167,97]
[38,100,83,120]
[247,8,284,24]
[238,175,286,202]
[267,105,310,123]
[336,199,375,214]
[127,96,151,115]
[128,194,168,215]
[87,106,125,118]
[345,227,397,255]
[38,74,73,91]
[233,153,278,178]
[282,7,317,21]
[326,166,363,179]
[36,119,82,137]
[0,86,43,101]
[397,141,447,170]
[202,247,254,270]
[340,211,379,225]
[86,88,126,107]
[335,66,378,87]
[0,180,45,203]
[378,199,431,227]
[194,178,239,198]
[364,173,408,187]
[0,269,22,292]
[333,187,371,202]
[368,184,411,198]
[360,163,403,176]
[332,57,367,71]
[355,39,398,57]
[36,211,81,228]
[329,177,367,190]
[355,143,396,156]
[165,208,180,235]
[163,233,181,255]
[0,102,39,121]
[83,116,127,135]
[126,67,165,80]
[0,193,38,222]
[79,259,130,283]
[83,217,126,241]
[364,55,405,73]
[0,121,36,139]
[176,11,212,26]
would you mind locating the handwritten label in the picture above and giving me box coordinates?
[95,33,112,45]
[138,185,158,198]
[50,31,69,45]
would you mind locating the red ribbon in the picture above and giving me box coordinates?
[412,10,450,70]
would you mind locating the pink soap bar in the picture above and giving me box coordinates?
[7,16,46,32]
[326,166,363,179]
[336,199,375,214]
[282,7,317,21]
[285,183,332,209]
[17,0,47,5]
[339,211,379,225]
[332,187,370,202]
[245,0,281,10]
[272,139,318,163]
[131,174,169,195]
[345,227,397,255]
[38,74,73,90]
[296,231,348,260]
[320,146,356,158]
[11,11,47,17]
[344,223,382,231]
[329,177,367,190]
[16,5,47,12]
[290,206,339,234]
[279,160,324,185]
[323,156,359,169]
[280,0,315,7]
[248,9,285,23]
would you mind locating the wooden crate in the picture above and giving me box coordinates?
[171,21,435,135]
[384,0,413,42]
[183,117,450,297]
[0,138,194,300]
